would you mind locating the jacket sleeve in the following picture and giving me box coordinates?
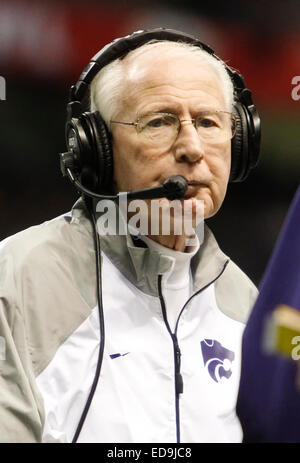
[0,245,44,443]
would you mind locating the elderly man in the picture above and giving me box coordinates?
[0,29,260,443]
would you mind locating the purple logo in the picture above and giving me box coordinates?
[200,339,235,383]
[109,352,130,359]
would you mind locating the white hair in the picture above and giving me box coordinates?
[90,40,234,127]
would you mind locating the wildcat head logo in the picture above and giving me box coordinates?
[200,339,235,383]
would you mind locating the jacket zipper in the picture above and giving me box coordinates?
[157,260,229,443]
[158,274,182,443]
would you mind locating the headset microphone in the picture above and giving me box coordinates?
[60,153,188,201]
[125,175,188,201]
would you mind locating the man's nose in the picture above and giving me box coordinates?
[173,120,205,164]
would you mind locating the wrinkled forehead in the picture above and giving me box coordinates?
[119,44,226,111]
[124,43,218,80]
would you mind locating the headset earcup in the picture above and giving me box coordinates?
[88,112,113,193]
[80,112,113,193]
[65,117,96,186]
[230,103,249,182]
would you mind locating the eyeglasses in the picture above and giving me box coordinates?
[110,111,237,147]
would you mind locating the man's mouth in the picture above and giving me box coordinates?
[184,181,206,199]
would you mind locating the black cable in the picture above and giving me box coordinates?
[72,196,105,443]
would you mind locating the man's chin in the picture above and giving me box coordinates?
[203,202,222,220]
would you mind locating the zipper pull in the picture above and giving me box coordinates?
[176,371,184,395]
[173,335,184,394]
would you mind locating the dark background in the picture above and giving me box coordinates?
[0,0,299,286]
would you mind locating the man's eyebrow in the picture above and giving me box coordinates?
[140,104,181,115]
[140,104,220,115]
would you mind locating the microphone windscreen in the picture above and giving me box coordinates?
[163,176,188,200]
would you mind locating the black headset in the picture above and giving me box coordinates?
[62,27,261,196]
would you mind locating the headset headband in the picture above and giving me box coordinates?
[70,28,245,104]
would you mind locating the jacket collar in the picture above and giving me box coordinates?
[71,197,229,297]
